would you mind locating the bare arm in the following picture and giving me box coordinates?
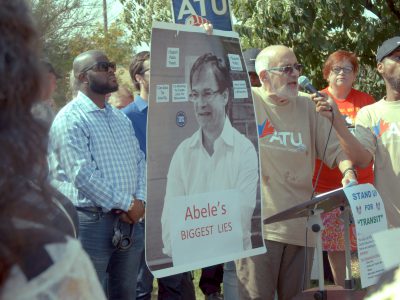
[337,156,357,186]
[312,93,373,168]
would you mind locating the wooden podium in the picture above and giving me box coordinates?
[264,187,366,300]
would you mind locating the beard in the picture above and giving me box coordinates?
[387,76,400,93]
[271,85,298,104]
[89,80,118,95]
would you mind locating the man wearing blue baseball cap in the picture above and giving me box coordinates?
[376,36,400,63]
[317,36,400,230]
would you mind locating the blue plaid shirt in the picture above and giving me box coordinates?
[48,91,146,211]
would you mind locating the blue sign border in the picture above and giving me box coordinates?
[171,0,233,31]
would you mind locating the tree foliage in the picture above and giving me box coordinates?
[232,0,400,99]
[31,0,99,68]
[30,0,100,106]
[68,22,134,67]
[119,0,400,100]
[119,0,172,46]
[66,22,135,99]
[30,0,134,106]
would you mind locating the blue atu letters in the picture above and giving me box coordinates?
[172,0,232,31]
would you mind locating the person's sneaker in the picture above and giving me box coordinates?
[205,292,223,300]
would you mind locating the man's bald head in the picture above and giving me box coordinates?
[254,45,300,103]
[255,45,295,77]
[73,50,107,78]
[72,50,118,98]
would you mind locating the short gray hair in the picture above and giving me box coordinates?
[255,51,271,76]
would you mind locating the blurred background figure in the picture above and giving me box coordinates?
[40,58,61,103]
[108,66,134,109]
[243,48,261,87]
[69,69,79,98]
[31,59,61,128]
[312,50,375,287]
[108,85,134,109]
[0,0,105,299]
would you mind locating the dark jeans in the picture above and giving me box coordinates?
[135,260,196,300]
[136,238,154,300]
[77,209,144,300]
[136,218,195,300]
[200,264,224,295]
[158,272,195,300]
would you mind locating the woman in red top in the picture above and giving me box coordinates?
[312,50,375,287]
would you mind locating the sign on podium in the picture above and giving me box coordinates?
[264,184,387,300]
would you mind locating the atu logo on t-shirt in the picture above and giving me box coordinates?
[258,118,275,138]
[258,117,304,150]
[372,119,391,138]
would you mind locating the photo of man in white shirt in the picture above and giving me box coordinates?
[161,53,259,260]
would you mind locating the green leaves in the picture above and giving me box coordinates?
[115,0,399,99]
[119,0,171,46]
[232,0,399,98]
[30,0,134,106]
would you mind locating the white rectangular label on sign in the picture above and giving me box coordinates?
[169,189,243,266]
[172,84,188,102]
[156,84,170,103]
[228,54,243,71]
[167,48,180,68]
[233,80,248,99]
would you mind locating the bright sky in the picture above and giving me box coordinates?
[106,0,150,51]
[107,0,123,23]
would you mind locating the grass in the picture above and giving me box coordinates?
[150,254,365,299]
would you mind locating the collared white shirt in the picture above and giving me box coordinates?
[161,117,258,255]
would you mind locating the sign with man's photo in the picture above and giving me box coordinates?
[146,21,265,278]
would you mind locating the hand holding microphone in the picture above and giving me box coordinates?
[298,75,322,96]
[298,76,337,120]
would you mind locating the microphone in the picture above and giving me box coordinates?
[299,75,333,112]
[298,76,322,97]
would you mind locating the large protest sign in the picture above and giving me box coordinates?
[146,21,265,278]
[171,0,232,31]
[344,183,388,288]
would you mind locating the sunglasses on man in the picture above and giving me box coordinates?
[266,63,303,75]
[80,61,116,73]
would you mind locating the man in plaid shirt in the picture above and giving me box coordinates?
[48,50,146,300]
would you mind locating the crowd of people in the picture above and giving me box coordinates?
[1,0,400,299]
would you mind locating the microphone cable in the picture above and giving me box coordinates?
[311,109,335,199]
[302,105,335,291]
